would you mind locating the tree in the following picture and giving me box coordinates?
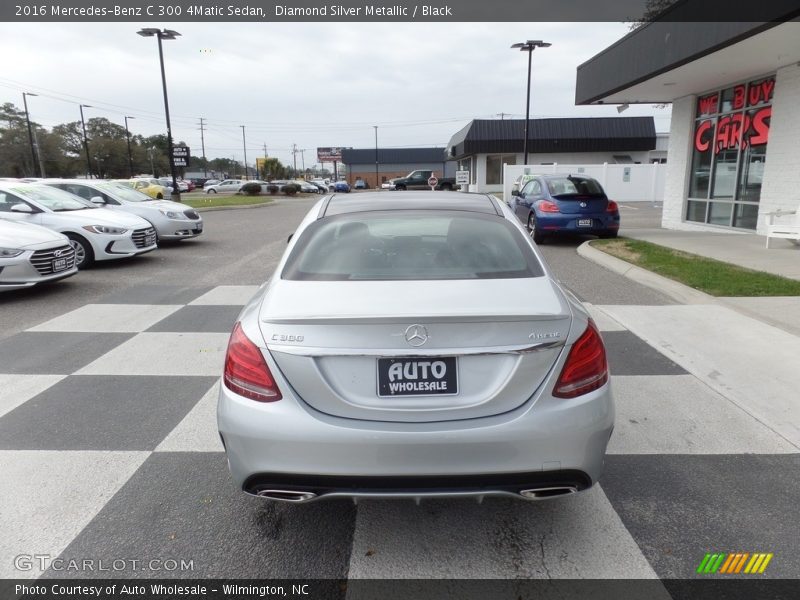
[628,0,677,29]
[0,102,36,177]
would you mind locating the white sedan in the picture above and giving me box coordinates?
[44,180,203,242]
[0,182,157,269]
[0,220,78,291]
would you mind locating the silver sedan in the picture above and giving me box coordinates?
[218,192,614,503]
[0,219,77,291]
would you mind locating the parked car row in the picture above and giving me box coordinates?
[0,179,203,292]
[204,179,333,195]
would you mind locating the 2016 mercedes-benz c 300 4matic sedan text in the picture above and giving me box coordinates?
[218,192,614,504]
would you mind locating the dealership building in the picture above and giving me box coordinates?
[341,148,455,189]
[576,16,800,234]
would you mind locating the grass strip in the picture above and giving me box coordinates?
[591,238,800,296]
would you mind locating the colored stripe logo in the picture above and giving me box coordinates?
[697,552,773,574]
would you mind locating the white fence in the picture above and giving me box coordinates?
[502,163,666,203]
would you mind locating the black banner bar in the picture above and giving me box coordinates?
[2,0,800,22]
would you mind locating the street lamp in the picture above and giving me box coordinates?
[240,125,248,180]
[510,39,551,165]
[79,104,93,178]
[22,92,40,178]
[138,27,181,201]
[373,125,379,190]
[124,116,135,178]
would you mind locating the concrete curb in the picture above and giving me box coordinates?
[577,240,714,305]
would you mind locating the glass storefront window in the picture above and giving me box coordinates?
[686,75,774,230]
[486,154,517,185]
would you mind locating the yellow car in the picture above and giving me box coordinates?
[116,179,170,200]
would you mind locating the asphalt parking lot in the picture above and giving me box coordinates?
[1,197,798,584]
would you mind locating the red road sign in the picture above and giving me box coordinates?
[428,176,438,187]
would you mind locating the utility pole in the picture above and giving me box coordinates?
[32,128,46,178]
[262,143,268,178]
[199,117,207,177]
[373,125,379,189]
[240,125,248,180]
[79,104,93,178]
[22,92,40,178]
[124,116,135,177]
[299,149,306,172]
[292,144,298,173]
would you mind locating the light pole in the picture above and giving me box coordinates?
[373,125,379,190]
[511,40,551,165]
[79,104,93,178]
[240,125,248,180]
[138,27,181,201]
[124,116,135,178]
[22,92,40,178]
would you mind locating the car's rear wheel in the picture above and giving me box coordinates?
[527,214,545,244]
[440,183,452,191]
[395,184,406,191]
[65,233,94,269]
[207,189,217,194]
[599,231,618,239]
[157,193,163,199]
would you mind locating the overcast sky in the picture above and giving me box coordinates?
[0,22,671,168]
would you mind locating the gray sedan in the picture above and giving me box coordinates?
[217,191,614,504]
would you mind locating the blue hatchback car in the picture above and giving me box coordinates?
[333,181,351,193]
[511,174,620,244]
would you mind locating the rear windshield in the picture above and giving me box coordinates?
[282,211,544,281]
[546,177,605,198]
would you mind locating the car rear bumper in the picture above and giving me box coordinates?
[218,374,614,501]
[538,213,620,234]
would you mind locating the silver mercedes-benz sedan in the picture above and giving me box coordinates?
[218,192,614,503]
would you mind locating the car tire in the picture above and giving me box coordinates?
[157,193,164,199]
[395,185,406,191]
[65,233,94,269]
[599,231,619,239]
[440,183,452,191]
[207,189,217,194]
[528,214,545,245]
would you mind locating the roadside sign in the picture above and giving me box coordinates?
[428,175,438,190]
[172,146,190,168]
[455,170,469,185]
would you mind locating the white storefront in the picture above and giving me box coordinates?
[576,19,800,235]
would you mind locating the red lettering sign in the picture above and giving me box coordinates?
[694,120,713,152]
[749,106,771,146]
[748,78,775,106]
[732,85,746,110]
[697,94,718,115]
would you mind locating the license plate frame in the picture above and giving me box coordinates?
[577,218,593,227]
[377,356,458,398]
[52,258,67,272]
[145,234,156,246]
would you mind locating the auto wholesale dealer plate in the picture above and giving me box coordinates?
[377,357,458,397]
[52,258,67,271]
[578,219,593,227]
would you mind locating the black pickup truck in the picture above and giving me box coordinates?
[390,170,457,191]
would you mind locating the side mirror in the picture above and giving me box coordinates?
[90,196,106,204]
[10,203,33,213]
[511,190,520,197]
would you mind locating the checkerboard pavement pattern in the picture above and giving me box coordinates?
[1,287,798,581]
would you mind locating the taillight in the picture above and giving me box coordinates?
[606,200,619,213]
[553,320,608,399]
[539,200,560,213]
[223,322,282,402]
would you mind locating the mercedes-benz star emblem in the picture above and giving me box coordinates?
[404,324,429,347]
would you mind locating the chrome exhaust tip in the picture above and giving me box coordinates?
[519,486,578,499]
[255,489,317,503]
